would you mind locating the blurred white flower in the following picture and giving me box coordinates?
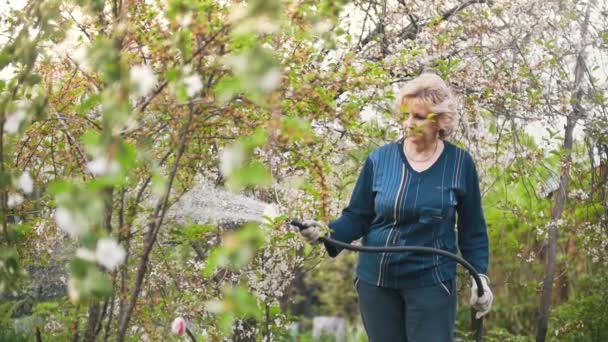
[4,109,26,134]
[183,74,203,98]
[55,207,88,237]
[95,238,126,271]
[130,64,157,97]
[312,19,333,34]
[18,172,33,194]
[68,278,80,304]
[171,317,186,336]
[75,248,97,262]
[219,143,245,176]
[260,69,282,92]
[52,28,82,58]
[0,65,16,81]
[241,16,278,34]
[72,44,91,72]
[223,54,248,74]
[205,299,224,313]
[87,156,120,176]
[176,12,193,27]
[7,193,24,208]
[230,7,278,35]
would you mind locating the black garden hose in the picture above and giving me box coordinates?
[290,219,485,342]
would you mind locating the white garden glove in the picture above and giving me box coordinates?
[470,274,493,319]
[295,220,326,243]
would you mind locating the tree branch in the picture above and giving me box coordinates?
[116,105,196,341]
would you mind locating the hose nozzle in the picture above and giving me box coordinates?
[288,219,307,231]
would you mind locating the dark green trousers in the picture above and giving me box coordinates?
[356,277,457,342]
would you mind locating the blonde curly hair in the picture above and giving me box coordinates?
[394,73,458,139]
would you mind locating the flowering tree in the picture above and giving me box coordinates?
[1,0,373,340]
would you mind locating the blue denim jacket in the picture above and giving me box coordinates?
[324,140,489,289]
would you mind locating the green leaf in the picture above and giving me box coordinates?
[47,180,75,196]
[69,257,90,279]
[116,141,137,172]
[281,116,314,143]
[242,128,268,150]
[177,29,193,61]
[151,171,168,197]
[34,302,60,316]
[89,38,121,82]
[0,172,11,191]
[214,76,241,104]
[25,73,42,86]
[176,84,189,103]
[0,53,10,70]
[165,68,180,82]
[217,312,235,336]
[203,249,219,278]
[78,94,101,115]
[8,224,33,242]
[225,161,272,191]
[303,243,312,257]
[183,224,215,241]
[81,129,102,147]
[84,269,112,298]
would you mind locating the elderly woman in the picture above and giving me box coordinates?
[296,73,492,341]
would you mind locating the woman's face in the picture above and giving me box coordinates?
[401,100,440,144]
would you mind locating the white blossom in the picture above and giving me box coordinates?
[95,238,126,271]
[176,13,193,27]
[87,156,120,176]
[219,143,245,176]
[183,74,203,98]
[260,69,282,92]
[7,193,24,208]
[55,207,88,237]
[67,278,80,303]
[75,248,97,262]
[312,19,333,34]
[18,172,33,194]
[231,15,278,35]
[4,109,26,134]
[72,44,91,72]
[205,299,225,313]
[130,64,157,97]
[52,28,83,59]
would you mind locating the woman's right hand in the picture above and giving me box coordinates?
[292,220,326,243]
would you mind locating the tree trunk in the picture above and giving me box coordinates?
[536,2,593,340]
[116,106,195,341]
[536,117,574,341]
[83,304,101,342]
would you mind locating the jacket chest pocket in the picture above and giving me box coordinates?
[418,206,445,224]
[418,206,456,223]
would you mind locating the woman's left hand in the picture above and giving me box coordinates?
[470,274,493,319]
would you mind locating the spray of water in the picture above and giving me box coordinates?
[166,180,278,228]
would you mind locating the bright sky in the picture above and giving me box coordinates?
[0,0,26,80]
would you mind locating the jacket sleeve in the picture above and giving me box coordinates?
[324,157,376,257]
[456,153,489,274]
